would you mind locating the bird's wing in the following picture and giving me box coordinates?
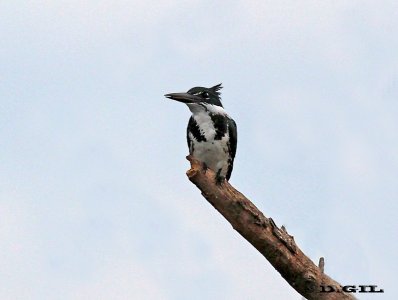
[227,117,237,159]
[186,116,195,153]
[225,117,237,180]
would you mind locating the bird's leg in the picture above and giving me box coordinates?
[215,169,225,186]
[202,162,208,173]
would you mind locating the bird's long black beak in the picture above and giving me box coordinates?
[164,92,202,104]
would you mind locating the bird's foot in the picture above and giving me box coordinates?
[215,169,225,186]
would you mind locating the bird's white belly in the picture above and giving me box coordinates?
[190,135,230,177]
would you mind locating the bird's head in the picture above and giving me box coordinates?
[165,84,223,108]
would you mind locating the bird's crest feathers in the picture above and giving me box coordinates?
[210,83,223,96]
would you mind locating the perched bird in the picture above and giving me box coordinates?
[165,84,237,183]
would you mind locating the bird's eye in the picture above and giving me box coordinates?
[202,92,209,98]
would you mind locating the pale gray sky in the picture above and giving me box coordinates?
[1,1,397,299]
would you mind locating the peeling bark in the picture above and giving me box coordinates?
[186,155,356,300]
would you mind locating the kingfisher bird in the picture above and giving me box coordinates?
[165,84,237,184]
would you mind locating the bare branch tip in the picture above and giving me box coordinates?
[186,155,202,179]
[186,169,198,180]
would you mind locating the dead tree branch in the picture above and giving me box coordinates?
[186,155,355,300]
